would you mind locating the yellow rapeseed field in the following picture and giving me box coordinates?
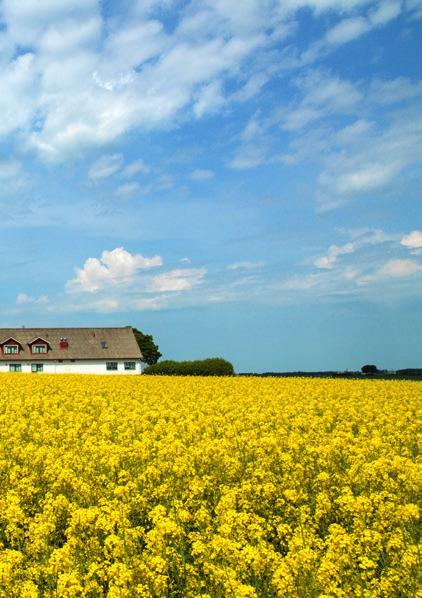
[0,374,420,597]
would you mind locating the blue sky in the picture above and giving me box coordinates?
[0,0,421,372]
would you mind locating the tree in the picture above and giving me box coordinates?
[361,364,378,374]
[132,328,162,365]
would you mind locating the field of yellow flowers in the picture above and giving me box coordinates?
[0,374,419,597]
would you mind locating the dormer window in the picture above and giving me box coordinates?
[4,345,19,354]
[32,345,47,354]
[28,337,50,355]
[1,337,22,355]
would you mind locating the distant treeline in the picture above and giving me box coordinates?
[144,358,234,376]
[238,369,422,380]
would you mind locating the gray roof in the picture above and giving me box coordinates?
[0,327,142,361]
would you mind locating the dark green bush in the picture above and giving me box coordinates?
[144,358,234,376]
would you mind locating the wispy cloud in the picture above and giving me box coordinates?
[227,261,264,270]
[122,159,150,177]
[0,0,407,162]
[115,182,140,197]
[16,293,49,306]
[149,268,207,292]
[89,154,123,180]
[189,169,215,181]
[314,243,354,269]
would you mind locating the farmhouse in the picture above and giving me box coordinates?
[0,327,142,374]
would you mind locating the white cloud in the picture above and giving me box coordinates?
[189,169,215,181]
[406,0,422,19]
[1,0,98,46]
[16,293,49,305]
[299,70,362,111]
[280,71,362,132]
[66,247,163,293]
[194,80,226,117]
[278,273,323,291]
[320,161,401,195]
[0,53,36,137]
[50,298,120,313]
[369,0,402,25]
[228,144,267,170]
[0,160,27,194]
[228,261,264,270]
[89,154,123,180]
[133,296,169,310]
[314,243,354,269]
[379,259,422,277]
[240,114,265,142]
[149,268,207,292]
[115,182,140,197]
[0,160,23,180]
[122,159,150,177]
[0,0,410,161]
[282,106,321,131]
[358,258,422,285]
[369,77,422,104]
[325,16,371,45]
[401,230,422,252]
[336,119,374,143]
[315,105,422,208]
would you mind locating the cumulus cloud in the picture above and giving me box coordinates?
[66,247,163,293]
[401,230,422,250]
[0,0,407,160]
[149,268,207,292]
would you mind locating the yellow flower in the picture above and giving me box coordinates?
[0,373,418,596]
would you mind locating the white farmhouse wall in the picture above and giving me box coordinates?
[0,360,142,375]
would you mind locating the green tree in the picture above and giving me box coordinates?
[132,328,162,365]
[361,364,378,374]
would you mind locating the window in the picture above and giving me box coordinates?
[31,364,43,373]
[124,361,136,370]
[9,364,21,372]
[106,362,118,371]
[101,341,108,349]
[4,345,19,354]
[32,345,47,354]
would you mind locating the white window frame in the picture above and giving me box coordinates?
[32,345,47,354]
[4,345,19,354]
[31,363,44,373]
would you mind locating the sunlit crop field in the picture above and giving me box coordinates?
[0,374,420,597]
